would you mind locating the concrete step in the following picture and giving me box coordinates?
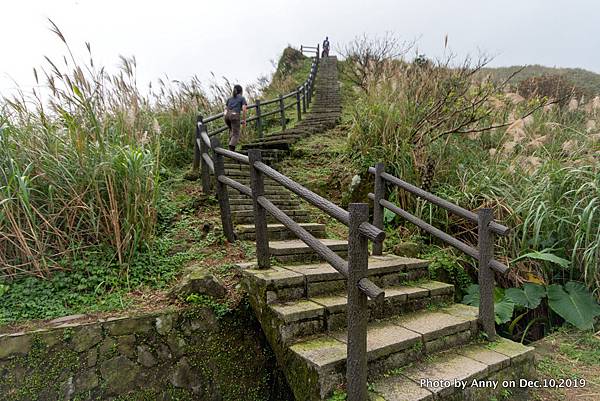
[254,133,306,141]
[227,188,294,196]
[268,280,454,342]
[288,305,481,400]
[226,183,291,192]
[370,338,534,401]
[230,203,304,213]
[228,193,299,201]
[229,198,300,206]
[233,214,314,225]
[232,209,309,219]
[268,238,348,263]
[236,223,326,241]
[241,255,429,304]
[242,139,297,150]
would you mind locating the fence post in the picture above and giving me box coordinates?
[296,88,302,121]
[307,74,312,105]
[317,44,320,62]
[248,149,270,269]
[279,94,286,131]
[192,115,202,176]
[477,208,496,341]
[210,137,236,243]
[302,85,307,113]
[372,163,386,256]
[255,100,262,139]
[347,203,369,401]
[199,119,212,194]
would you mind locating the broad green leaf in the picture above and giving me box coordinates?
[493,287,506,302]
[505,283,546,309]
[383,208,395,224]
[513,250,570,269]
[462,284,480,306]
[494,298,515,324]
[0,284,9,297]
[462,284,515,324]
[547,282,600,330]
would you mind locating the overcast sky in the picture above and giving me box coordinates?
[2,0,599,97]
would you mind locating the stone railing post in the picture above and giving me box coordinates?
[249,149,270,269]
[296,87,302,121]
[279,94,286,131]
[478,208,496,341]
[198,118,211,193]
[302,85,307,113]
[192,115,202,176]
[372,163,386,256]
[255,100,263,139]
[211,137,236,243]
[347,203,369,401]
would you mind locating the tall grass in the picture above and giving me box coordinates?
[0,26,313,279]
[0,23,214,277]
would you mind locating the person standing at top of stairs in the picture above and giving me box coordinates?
[224,84,248,151]
[322,36,330,57]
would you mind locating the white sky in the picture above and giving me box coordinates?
[2,0,599,96]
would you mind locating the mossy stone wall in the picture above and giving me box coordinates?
[0,305,292,401]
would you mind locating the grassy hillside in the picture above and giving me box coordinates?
[482,65,600,95]
[0,40,308,324]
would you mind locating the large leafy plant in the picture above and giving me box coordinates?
[463,281,600,331]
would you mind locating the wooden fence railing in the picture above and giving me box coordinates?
[192,44,321,183]
[200,134,385,401]
[368,163,511,341]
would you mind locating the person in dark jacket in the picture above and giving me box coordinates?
[224,84,247,151]
[322,37,330,57]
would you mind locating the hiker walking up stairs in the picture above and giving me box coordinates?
[204,50,534,401]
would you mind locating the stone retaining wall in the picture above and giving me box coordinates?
[0,305,291,400]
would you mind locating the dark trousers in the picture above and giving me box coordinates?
[224,111,241,147]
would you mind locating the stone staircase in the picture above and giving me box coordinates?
[241,56,341,152]
[230,55,534,401]
[240,255,534,401]
[224,153,325,233]
[227,56,342,237]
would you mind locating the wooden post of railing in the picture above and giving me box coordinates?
[256,100,263,139]
[296,88,302,121]
[477,208,496,341]
[307,74,312,105]
[192,115,202,175]
[317,44,320,62]
[372,163,385,256]
[211,137,236,243]
[199,118,212,193]
[302,85,307,113]
[279,94,286,131]
[347,203,369,401]
[249,149,270,269]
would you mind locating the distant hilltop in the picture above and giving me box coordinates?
[482,65,600,96]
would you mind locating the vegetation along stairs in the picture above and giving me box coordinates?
[194,47,534,401]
